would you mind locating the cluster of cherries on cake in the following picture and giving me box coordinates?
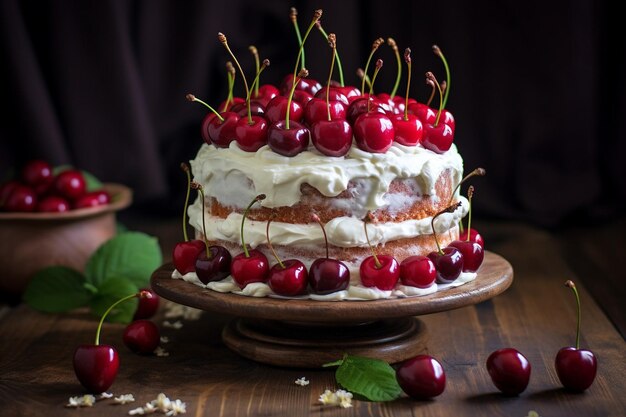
[0,159,110,213]
[188,9,456,159]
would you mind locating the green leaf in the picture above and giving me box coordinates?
[332,355,403,402]
[85,232,162,289]
[53,165,103,191]
[23,266,91,313]
[89,276,138,324]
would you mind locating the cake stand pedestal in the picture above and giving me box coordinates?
[151,251,513,368]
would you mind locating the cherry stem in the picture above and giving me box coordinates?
[565,280,582,349]
[249,46,260,97]
[466,186,475,241]
[191,182,210,258]
[426,79,436,107]
[311,213,329,259]
[426,72,444,126]
[361,38,384,97]
[356,68,371,91]
[448,167,486,205]
[403,48,412,121]
[325,34,337,121]
[291,10,322,88]
[240,194,265,258]
[95,291,151,345]
[222,62,236,111]
[266,215,285,269]
[363,213,381,268]
[433,45,451,109]
[367,59,383,113]
[388,38,402,98]
[286,69,308,129]
[431,202,462,255]
[248,59,270,122]
[186,94,224,122]
[180,163,191,242]
[290,7,305,70]
[316,22,344,86]
[218,33,252,124]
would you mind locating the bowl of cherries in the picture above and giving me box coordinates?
[0,159,132,295]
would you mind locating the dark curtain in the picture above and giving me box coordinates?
[1,0,624,227]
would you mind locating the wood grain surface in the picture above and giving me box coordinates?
[0,220,625,417]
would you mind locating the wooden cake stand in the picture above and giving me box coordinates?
[151,251,513,368]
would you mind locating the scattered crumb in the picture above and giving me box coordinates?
[294,377,310,386]
[318,389,353,408]
[100,392,113,399]
[162,320,183,329]
[66,394,96,407]
[154,346,170,357]
[163,301,203,321]
[114,394,136,404]
[128,393,186,415]
[160,336,170,344]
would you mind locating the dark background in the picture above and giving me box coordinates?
[1,0,624,228]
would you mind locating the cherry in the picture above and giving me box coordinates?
[266,216,308,296]
[234,115,268,152]
[0,180,20,208]
[555,280,597,392]
[267,120,310,157]
[427,202,464,283]
[303,98,346,126]
[187,93,239,147]
[191,182,232,284]
[53,169,86,200]
[73,291,152,393]
[3,184,37,212]
[486,348,531,396]
[399,255,436,288]
[21,159,53,193]
[264,95,304,124]
[448,186,484,272]
[354,60,395,153]
[230,101,265,118]
[396,355,446,399]
[309,213,350,294]
[123,319,160,354]
[468,228,485,248]
[133,288,160,320]
[346,96,385,125]
[408,102,437,125]
[230,195,269,289]
[313,87,349,106]
[279,73,322,96]
[37,195,70,212]
[172,163,205,274]
[359,213,399,290]
[292,90,314,106]
[422,72,454,154]
[74,190,111,209]
[392,48,423,146]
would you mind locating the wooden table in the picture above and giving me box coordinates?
[1,218,625,416]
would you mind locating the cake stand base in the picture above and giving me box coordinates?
[222,317,428,368]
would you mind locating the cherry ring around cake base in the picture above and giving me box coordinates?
[151,250,513,368]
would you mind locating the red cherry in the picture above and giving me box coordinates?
[309,213,350,294]
[267,120,310,157]
[172,240,205,274]
[264,96,304,124]
[448,240,484,272]
[311,119,352,157]
[37,195,70,212]
[399,255,436,288]
[346,96,385,125]
[314,87,349,106]
[53,170,86,200]
[375,93,395,113]
[341,85,362,102]
[428,246,464,283]
[73,345,119,394]
[467,228,485,248]
[360,255,399,290]
[303,98,346,126]
[279,74,321,96]
[253,84,280,107]
[231,249,270,289]
[408,102,437,125]
[392,113,423,146]
[230,101,266,118]
[234,115,268,152]
[353,112,395,153]
[3,184,37,212]
[555,280,597,392]
[486,348,531,396]
[422,122,455,154]
[123,320,160,354]
[133,288,160,320]
[0,180,20,207]
[74,190,111,209]
[207,111,240,148]
[200,113,217,145]
[217,97,245,112]
[21,160,53,192]
[268,259,308,296]
[292,90,314,106]
[195,245,232,284]
[396,355,446,399]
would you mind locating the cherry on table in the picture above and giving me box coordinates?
[396,355,446,399]
[133,288,160,320]
[486,348,531,396]
[123,319,160,354]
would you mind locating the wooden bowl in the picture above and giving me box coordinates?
[0,183,132,295]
